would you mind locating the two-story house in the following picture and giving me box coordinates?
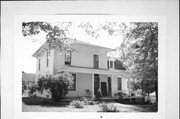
[33,40,132,98]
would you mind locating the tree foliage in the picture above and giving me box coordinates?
[121,23,158,100]
[22,22,75,52]
[29,72,74,102]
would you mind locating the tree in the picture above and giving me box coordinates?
[121,22,158,103]
[29,72,74,102]
[22,22,75,52]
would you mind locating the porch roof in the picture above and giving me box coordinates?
[55,65,131,78]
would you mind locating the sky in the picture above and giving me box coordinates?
[22,22,125,73]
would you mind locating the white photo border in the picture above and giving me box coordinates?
[13,15,166,119]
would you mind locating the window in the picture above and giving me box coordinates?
[117,77,122,90]
[107,61,109,69]
[38,59,41,71]
[69,74,76,91]
[110,61,113,68]
[93,54,99,68]
[65,51,71,65]
[46,52,49,67]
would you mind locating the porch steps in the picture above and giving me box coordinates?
[100,97,116,102]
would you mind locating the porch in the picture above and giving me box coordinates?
[55,65,131,99]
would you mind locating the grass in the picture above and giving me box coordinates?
[22,97,157,112]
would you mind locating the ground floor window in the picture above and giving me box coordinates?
[69,74,76,91]
[117,77,122,90]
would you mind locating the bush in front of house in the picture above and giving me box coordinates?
[28,85,38,97]
[82,97,95,105]
[70,100,84,108]
[99,103,119,112]
[29,72,73,102]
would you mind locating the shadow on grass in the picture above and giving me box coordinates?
[22,97,69,107]
[134,104,158,112]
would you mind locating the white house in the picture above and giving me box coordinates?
[32,40,132,98]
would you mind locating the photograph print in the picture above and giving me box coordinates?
[21,16,158,112]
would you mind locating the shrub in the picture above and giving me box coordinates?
[81,96,95,105]
[70,100,84,108]
[99,104,119,112]
[88,100,95,105]
[82,97,89,105]
[31,72,73,102]
[28,85,39,97]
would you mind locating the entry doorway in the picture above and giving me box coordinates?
[94,74,100,96]
[101,82,107,97]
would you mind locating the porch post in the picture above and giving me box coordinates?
[111,75,115,97]
[91,73,94,98]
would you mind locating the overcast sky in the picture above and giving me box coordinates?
[22,21,124,73]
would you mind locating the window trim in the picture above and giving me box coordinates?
[107,60,114,69]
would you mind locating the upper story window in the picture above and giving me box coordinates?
[46,52,49,67]
[65,51,71,65]
[38,59,41,71]
[93,54,99,69]
[107,59,126,70]
[107,60,114,69]
[107,61,109,69]
[114,60,126,70]
[117,77,122,90]
[110,61,113,68]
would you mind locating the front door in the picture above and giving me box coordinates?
[108,77,112,96]
[101,82,107,97]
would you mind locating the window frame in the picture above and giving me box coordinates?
[65,51,72,65]
[38,59,41,71]
[110,61,113,69]
[93,54,99,69]
[117,77,122,90]
[69,74,76,91]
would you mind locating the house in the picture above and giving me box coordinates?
[22,72,36,95]
[32,40,132,98]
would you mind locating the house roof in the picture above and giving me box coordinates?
[32,40,115,57]
[73,40,114,50]
[22,73,36,82]
[32,44,46,57]
[55,65,131,78]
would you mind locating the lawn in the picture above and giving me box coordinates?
[22,97,157,112]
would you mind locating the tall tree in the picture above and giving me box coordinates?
[121,22,158,103]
